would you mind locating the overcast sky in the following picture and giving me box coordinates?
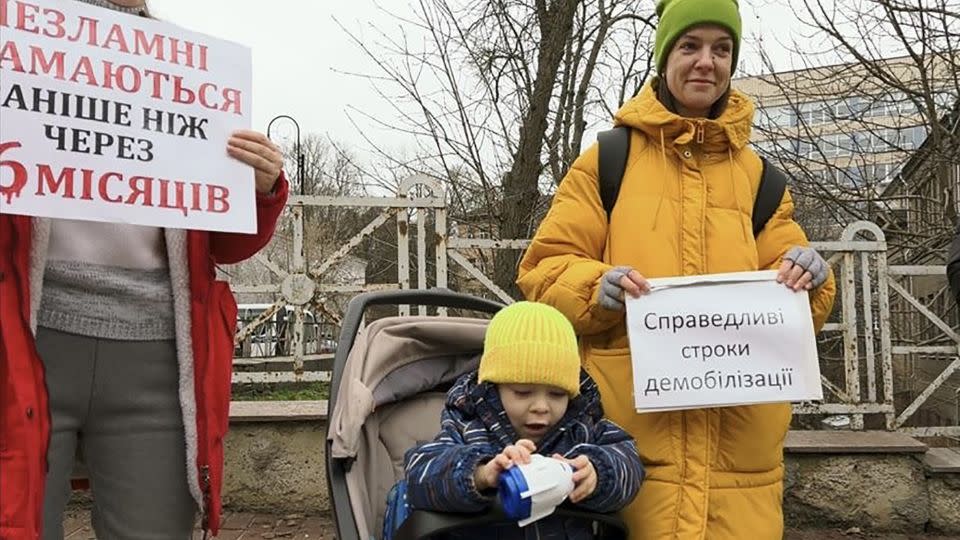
[148,0,825,153]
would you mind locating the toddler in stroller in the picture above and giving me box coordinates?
[326,290,643,540]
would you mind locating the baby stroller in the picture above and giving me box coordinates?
[325,289,629,540]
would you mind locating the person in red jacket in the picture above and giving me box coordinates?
[0,1,290,538]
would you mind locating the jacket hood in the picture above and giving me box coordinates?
[445,369,604,449]
[614,79,754,153]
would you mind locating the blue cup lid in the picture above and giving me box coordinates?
[498,466,532,521]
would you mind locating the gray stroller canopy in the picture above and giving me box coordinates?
[327,315,489,539]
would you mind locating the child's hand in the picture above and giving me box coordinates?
[554,454,597,503]
[473,439,536,491]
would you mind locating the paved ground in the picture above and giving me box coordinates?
[785,531,960,540]
[63,509,960,539]
[63,509,337,539]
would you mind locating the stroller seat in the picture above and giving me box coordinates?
[351,392,451,536]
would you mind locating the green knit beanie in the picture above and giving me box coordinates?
[653,0,742,75]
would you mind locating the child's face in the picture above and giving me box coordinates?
[497,383,570,444]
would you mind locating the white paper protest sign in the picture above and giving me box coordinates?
[626,270,822,412]
[0,0,255,232]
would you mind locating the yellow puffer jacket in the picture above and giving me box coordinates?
[517,81,836,540]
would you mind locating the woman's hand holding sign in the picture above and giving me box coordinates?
[777,246,828,291]
[599,266,651,311]
[227,130,283,194]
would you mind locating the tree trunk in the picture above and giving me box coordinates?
[495,0,580,298]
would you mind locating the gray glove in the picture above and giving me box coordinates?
[599,266,633,311]
[783,246,828,289]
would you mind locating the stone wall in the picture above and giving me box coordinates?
[222,422,330,515]
[222,419,960,534]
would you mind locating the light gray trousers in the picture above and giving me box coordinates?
[37,327,196,540]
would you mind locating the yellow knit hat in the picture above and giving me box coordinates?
[478,301,581,397]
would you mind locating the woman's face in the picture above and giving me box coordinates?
[107,0,145,7]
[663,25,734,118]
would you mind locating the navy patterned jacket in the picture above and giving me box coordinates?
[402,369,644,539]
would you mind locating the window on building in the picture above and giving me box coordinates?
[815,167,840,184]
[839,166,863,187]
[864,95,894,118]
[797,101,830,125]
[754,140,776,156]
[812,132,854,158]
[935,90,957,112]
[757,104,797,128]
[897,95,918,116]
[861,162,899,183]
[857,128,898,152]
[844,163,902,188]
[906,125,928,149]
[755,137,801,155]
[835,132,854,157]
[843,96,868,118]
[821,134,838,158]
[850,131,869,152]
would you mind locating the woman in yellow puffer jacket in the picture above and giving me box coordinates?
[516,0,837,538]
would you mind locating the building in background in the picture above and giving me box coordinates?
[735,55,954,234]
[736,56,960,430]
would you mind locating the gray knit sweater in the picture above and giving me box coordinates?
[39,1,175,341]
[41,215,175,340]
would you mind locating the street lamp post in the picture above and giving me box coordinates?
[266,115,311,371]
[266,114,305,195]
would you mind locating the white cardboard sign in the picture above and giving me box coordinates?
[625,270,823,412]
[0,0,255,232]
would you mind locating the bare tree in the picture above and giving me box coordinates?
[744,0,960,427]
[340,0,656,295]
[750,0,960,257]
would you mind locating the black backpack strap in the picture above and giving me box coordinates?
[752,157,788,237]
[597,127,631,219]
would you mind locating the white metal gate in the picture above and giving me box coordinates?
[231,179,959,436]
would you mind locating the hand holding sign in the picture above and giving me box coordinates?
[778,246,829,291]
[599,266,651,311]
[227,130,282,194]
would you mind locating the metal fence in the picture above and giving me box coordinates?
[229,177,959,437]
